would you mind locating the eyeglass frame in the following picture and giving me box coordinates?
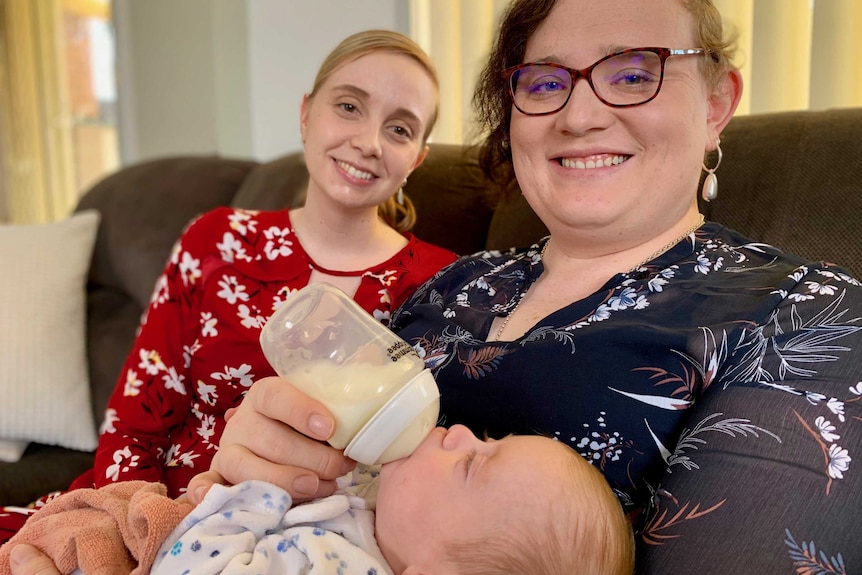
[501,47,708,116]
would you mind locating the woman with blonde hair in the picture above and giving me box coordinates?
[0,28,456,543]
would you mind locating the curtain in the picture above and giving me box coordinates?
[409,0,510,145]
[412,0,862,144]
[0,0,77,224]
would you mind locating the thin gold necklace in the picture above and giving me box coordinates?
[492,240,549,342]
[491,215,705,342]
[627,214,705,273]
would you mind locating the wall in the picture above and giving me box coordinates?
[113,0,408,165]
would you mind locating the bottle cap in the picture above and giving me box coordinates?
[344,368,440,465]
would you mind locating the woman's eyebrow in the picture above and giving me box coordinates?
[527,45,628,64]
[331,84,369,99]
[391,107,422,127]
[524,54,562,64]
[332,84,422,127]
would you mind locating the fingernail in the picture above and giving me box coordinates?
[308,414,333,439]
[10,544,40,566]
[293,474,318,497]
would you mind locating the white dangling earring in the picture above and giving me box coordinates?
[701,140,722,202]
[397,179,407,206]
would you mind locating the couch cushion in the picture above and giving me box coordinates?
[231,153,309,211]
[701,108,862,276]
[77,156,259,309]
[407,143,497,255]
[0,210,100,452]
[486,192,548,251]
[0,444,96,506]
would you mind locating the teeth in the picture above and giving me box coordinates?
[561,155,628,169]
[337,160,373,180]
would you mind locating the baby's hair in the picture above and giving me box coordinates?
[444,439,635,575]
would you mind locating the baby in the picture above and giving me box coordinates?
[373,424,634,575]
[0,425,634,575]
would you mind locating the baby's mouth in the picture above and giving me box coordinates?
[559,154,629,169]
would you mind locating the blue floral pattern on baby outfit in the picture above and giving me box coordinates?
[151,471,390,575]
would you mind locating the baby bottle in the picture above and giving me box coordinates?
[259,282,440,465]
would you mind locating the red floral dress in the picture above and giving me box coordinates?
[0,207,456,541]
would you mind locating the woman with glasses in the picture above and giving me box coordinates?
[11,1,862,574]
[194,0,861,568]
[189,1,860,571]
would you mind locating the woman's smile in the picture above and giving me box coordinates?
[559,154,630,169]
[334,158,376,183]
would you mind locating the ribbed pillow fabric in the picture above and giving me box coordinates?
[0,438,28,462]
[0,210,100,451]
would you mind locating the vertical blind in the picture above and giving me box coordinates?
[412,0,862,145]
[0,0,77,224]
[0,0,116,225]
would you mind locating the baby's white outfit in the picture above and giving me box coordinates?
[151,466,391,575]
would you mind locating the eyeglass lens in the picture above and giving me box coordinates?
[511,50,664,114]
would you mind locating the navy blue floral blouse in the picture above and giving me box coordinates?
[391,222,862,574]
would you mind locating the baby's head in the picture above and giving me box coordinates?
[375,425,634,575]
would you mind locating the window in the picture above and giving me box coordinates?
[412,0,862,145]
[0,0,118,224]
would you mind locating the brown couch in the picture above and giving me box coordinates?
[2,108,861,511]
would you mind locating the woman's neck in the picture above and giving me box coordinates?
[290,202,406,272]
[543,210,704,277]
[500,211,707,337]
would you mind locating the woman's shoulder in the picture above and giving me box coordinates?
[178,207,293,246]
[424,243,530,273]
[402,233,458,270]
[181,207,289,235]
[402,242,541,300]
[700,222,855,274]
[174,207,304,278]
[698,222,862,301]
[457,243,538,265]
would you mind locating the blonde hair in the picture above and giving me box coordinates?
[444,441,635,575]
[682,0,738,90]
[308,30,439,232]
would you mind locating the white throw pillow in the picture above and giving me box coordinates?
[0,210,101,451]
[0,438,28,462]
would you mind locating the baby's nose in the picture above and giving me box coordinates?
[441,424,480,450]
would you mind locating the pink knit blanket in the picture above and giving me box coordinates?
[0,481,193,575]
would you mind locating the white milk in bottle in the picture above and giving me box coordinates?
[259,283,439,465]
